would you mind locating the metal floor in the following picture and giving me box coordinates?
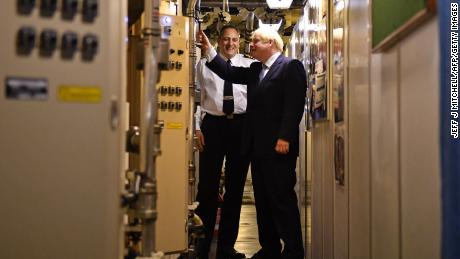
[208,172,261,258]
[207,171,311,259]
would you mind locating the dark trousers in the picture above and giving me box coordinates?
[251,154,304,259]
[195,114,250,256]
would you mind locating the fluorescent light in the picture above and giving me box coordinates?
[266,0,293,9]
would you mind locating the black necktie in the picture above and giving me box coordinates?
[222,59,234,115]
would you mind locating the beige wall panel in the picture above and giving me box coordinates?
[370,49,400,259]
[348,0,371,258]
[0,1,126,258]
[312,122,334,259]
[334,184,348,259]
[399,18,441,259]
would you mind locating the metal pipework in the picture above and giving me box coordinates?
[244,10,255,55]
[199,1,304,8]
[186,0,199,205]
[222,0,229,13]
[138,0,161,256]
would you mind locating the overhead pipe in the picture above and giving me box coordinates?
[244,10,255,55]
[199,1,303,8]
[222,0,229,13]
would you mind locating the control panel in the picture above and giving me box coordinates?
[154,14,191,253]
[0,1,126,258]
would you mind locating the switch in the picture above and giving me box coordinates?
[81,33,98,61]
[175,61,182,70]
[167,86,176,95]
[62,0,78,20]
[82,0,98,22]
[17,0,36,15]
[175,86,182,96]
[16,26,36,55]
[61,32,78,59]
[167,102,175,110]
[40,0,57,17]
[160,86,168,95]
[175,102,182,111]
[159,101,168,110]
[39,29,57,56]
[177,49,184,55]
[169,49,175,54]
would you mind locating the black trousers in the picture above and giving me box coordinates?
[251,154,304,259]
[195,114,250,256]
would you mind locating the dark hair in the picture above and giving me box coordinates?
[218,24,239,38]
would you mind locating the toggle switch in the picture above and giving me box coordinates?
[177,49,184,55]
[17,0,36,15]
[62,0,78,20]
[39,29,57,56]
[175,61,182,70]
[167,101,175,110]
[81,33,98,61]
[175,86,182,96]
[16,26,36,55]
[159,101,168,110]
[167,86,176,95]
[175,102,182,111]
[61,31,78,59]
[40,0,57,17]
[160,86,168,95]
[82,0,98,22]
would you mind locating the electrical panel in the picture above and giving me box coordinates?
[0,1,126,258]
[155,14,191,252]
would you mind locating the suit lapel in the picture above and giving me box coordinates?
[259,55,284,87]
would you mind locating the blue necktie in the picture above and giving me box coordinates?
[222,59,234,115]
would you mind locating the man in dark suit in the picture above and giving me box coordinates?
[198,27,306,259]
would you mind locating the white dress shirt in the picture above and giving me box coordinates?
[260,52,281,81]
[195,53,254,130]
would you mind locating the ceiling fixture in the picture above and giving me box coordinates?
[259,19,283,31]
[266,0,293,9]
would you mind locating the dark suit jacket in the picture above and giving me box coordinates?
[207,53,306,158]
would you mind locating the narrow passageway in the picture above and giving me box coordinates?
[209,171,261,259]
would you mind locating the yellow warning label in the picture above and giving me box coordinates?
[58,86,102,103]
[166,122,183,129]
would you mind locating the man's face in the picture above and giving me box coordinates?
[218,28,240,59]
[250,35,272,63]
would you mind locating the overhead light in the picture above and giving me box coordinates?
[266,0,293,9]
[259,19,283,31]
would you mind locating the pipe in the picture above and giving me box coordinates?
[199,1,303,8]
[186,0,199,205]
[222,0,229,13]
[139,0,161,256]
[244,10,255,54]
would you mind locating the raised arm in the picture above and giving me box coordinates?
[197,30,254,85]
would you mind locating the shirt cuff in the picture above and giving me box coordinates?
[206,48,217,62]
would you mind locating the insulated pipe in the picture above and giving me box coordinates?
[139,0,161,256]
[186,0,199,204]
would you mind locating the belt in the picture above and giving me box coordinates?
[205,113,245,120]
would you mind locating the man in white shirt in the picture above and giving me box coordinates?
[194,25,253,259]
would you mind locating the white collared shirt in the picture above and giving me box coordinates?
[260,52,281,81]
[195,53,254,130]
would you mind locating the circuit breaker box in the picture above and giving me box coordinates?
[155,14,191,253]
[0,1,126,258]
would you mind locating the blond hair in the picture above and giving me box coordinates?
[252,27,284,52]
